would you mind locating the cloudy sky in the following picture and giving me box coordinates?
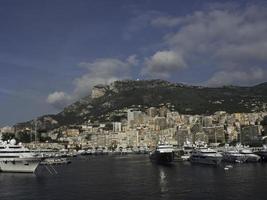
[0,0,267,126]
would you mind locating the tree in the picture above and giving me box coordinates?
[17,132,31,143]
[1,132,15,141]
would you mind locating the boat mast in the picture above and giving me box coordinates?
[34,119,37,144]
[240,129,242,145]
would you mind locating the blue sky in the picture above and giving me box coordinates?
[0,0,267,126]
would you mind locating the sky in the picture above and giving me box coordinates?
[0,0,267,126]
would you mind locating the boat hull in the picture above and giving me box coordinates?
[190,156,222,165]
[243,154,260,162]
[0,158,41,173]
[255,151,267,162]
[222,154,247,163]
[150,152,174,163]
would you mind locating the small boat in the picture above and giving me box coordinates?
[181,142,195,161]
[181,155,190,161]
[149,144,174,164]
[41,157,71,165]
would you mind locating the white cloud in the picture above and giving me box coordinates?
[47,56,137,109]
[142,50,186,79]
[147,4,267,85]
[74,57,134,97]
[169,5,267,62]
[46,91,72,109]
[126,54,139,66]
[46,4,267,110]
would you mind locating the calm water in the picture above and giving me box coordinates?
[1,155,267,200]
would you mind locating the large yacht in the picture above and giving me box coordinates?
[149,144,174,163]
[0,139,42,173]
[189,147,222,165]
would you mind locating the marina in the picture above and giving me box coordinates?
[1,138,267,173]
[2,137,267,172]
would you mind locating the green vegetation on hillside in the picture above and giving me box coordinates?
[16,80,267,129]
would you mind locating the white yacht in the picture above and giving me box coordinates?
[239,149,260,162]
[189,148,222,165]
[0,139,42,173]
[222,150,247,163]
[255,145,267,162]
[149,144,174,163]
[181,141,195,161]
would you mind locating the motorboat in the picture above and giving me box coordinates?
[41,157,71,165]
[254,145,267,162]
[239,149,260,162]
[189,147,222,165]
[181,141,195,161]
[222,150,247,163]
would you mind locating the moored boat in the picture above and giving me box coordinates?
[239,149,260,162]
[0,139,42,173]
[41,157,71,165]
[189,147,222,165]
[149,144,174,164]
[181,142,195,161]
[222,150,247,163]
[254,145,267,162]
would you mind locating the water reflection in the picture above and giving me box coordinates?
[0,172,36,179]
[155,165,173,200]
[0,173,38,200]
[159,167,168,193]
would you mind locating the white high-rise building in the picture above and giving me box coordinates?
[113,122,122,132]
[127,109,142,128]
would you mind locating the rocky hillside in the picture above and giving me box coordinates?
[16,79,267,130]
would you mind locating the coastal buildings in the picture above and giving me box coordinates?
[240,125,262,145]
[1,107,267,150]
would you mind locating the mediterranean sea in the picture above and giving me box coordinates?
[0,155,266,200]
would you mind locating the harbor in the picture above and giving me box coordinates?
[2,138,267,200]
[1,0,267,199]
[2,137,267,173]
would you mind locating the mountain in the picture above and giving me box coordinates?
[15,80,267,130]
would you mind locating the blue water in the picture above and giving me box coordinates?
[0,155,267,200]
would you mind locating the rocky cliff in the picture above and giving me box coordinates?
[16,79,267,130]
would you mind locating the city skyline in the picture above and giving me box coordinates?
[1,0,267,126]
